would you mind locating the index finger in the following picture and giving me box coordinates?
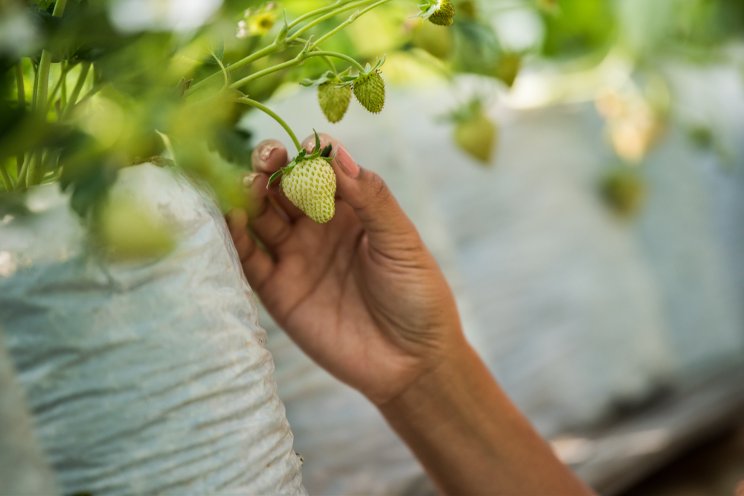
[251,139,289,174]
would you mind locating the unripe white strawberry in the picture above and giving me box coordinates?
[271,135,337,224]
[281,156,336,223]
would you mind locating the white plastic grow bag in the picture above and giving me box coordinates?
[0,164,305,495]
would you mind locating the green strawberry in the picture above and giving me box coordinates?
[353,67,385,114]
[456,0,477,19]
[271,134,337,224]
[95,196,175,260]
[454,113,497,164]
[600,167,646,219]
[412,20,454,59]
[449,99,497,165]
[495,52,522,88]
[318,82,352,123]
[423,0,456,26]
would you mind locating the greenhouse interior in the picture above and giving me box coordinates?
[1,0,743,495]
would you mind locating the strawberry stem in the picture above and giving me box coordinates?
[236,96,303,152]
[230,50,365,89]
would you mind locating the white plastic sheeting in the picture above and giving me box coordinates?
[0,165,305,495]
[0,334,58,496]
[246,61,744,494]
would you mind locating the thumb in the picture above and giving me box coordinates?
[330,141,419,250]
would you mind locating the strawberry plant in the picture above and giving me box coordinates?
[1,0,741,229]
[1,0,497,231]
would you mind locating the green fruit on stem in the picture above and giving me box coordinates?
[454,113,498,164]
[275,133,337,223]
[412,20,454,59]
[95,197,175,260]
[600,168,646,219]
[353,69,385,114]
[425,0,456,26]
[318,82,352,123]
[281,156,336,223]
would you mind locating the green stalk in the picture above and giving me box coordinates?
[287,0,343,29]
[16,156,30,189]
[190,0,384,95]
[236,96,302,152]
[15,63,25,177]
[188,42,278,95]
[26,153,43,188]
[15,63,25,105]
[311,51,366,71]
[287,0,383,42]
[62,61,90,119]
[231,50,365,89]
[46,62,69,114]
[60,62,67,110]
[311,0,393,47]
[0,164,12,191]
[35,0,67,116]
[28,0,68,187]
[30,59,40,110]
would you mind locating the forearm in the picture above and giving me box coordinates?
[379,340,594,496]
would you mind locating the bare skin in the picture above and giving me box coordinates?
[227,134,595,496]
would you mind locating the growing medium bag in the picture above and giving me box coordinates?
[0,164,305,495]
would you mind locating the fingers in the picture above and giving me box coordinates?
[252,139,304,221]
[226,208,274,290]
[251,139,288,174]
[247,173,294,252]
[302,133,419,251]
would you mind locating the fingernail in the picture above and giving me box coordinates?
[243,172,259,188]
[335,146,360,179]
[259,144,278,162]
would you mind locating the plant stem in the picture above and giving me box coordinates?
[60,62,67,109]
[0,164,12,191]
[35,0,68,116]
[16,156,30,189]
[188,42,278,95]
[231,50,301,89]
[15,63,25,177]
[15,63,25,106]
[190,0,385,95]
[46,62,69,114]
[321,54,338,73]
[26,152,43,188]
[287,0,383,43]
[230,49,365,89]
[52,0,67,16]
[312,51,366,71]
[236,96,302,152]
[287,0,343,30]
[311,0,393,47]
[62,61,90,119]
[27,0,68,188]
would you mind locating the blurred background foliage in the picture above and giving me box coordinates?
[0,0,742,227]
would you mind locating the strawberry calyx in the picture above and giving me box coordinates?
[268,131,332,187]
[419,0,456,26]
[300,68,353,88]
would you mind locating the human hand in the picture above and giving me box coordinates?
[227,134,465,406]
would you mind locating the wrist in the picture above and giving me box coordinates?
[377,336,480,426]
[376,339,594,496]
